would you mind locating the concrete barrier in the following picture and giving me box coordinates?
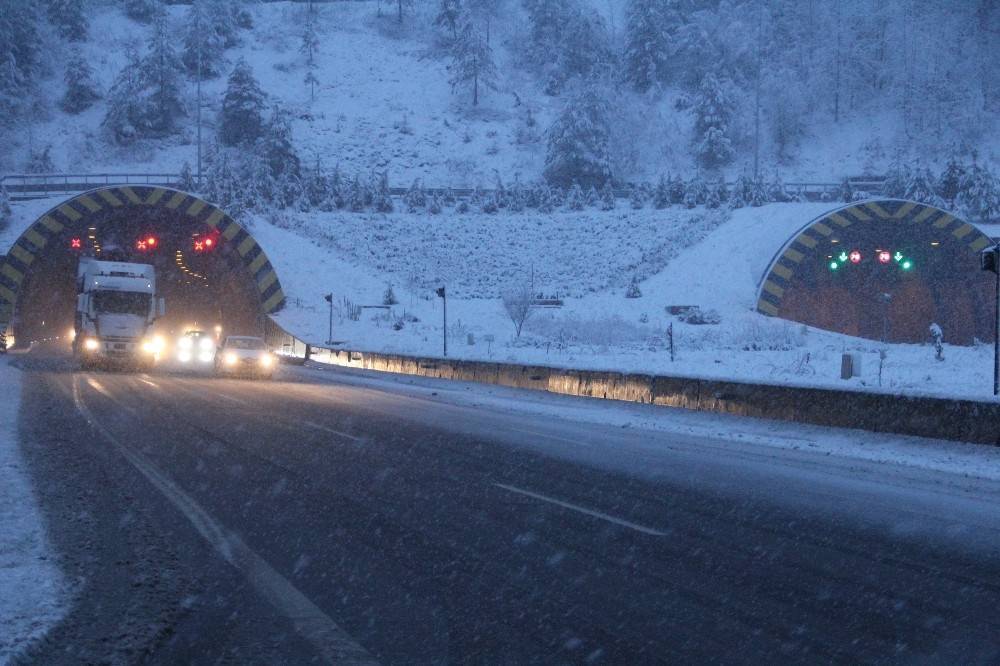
[274,326,1000,444]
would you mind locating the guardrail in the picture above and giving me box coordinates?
[2,173,885,203]
[263,318,997,446]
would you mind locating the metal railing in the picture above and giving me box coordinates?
[1,172,886,203]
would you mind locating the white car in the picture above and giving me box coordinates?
[176,330,216,364]
[214,336,276,379]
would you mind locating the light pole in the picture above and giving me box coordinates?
[196,3,202,184]
[980,244,1000,396]
[436,286,447,357]
[324,293,333,345]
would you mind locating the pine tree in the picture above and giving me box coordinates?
[686,176,708,207]
[103,44,144,144]
[881,158,910,198]
[766,172,789,203]
[623,0,676,93]
[566,182,585,210]
[903,166,939,204]
[522,0,573,68]
[46,0,88,41]
[373,171,393,213]
[182,1,226,79]
[209,0,251,47]
[220,59,267,146]
[546,11,612,94]
[749,175,767,207]
[125,0,159,23]
[449,19,498,106]
[653,174,669,208]
[256,106,301,184]
[142,8,186,136]
[301,5,320,102]
[625,275,642,298]
[404,178,427,212]
[436,0,462,41]
[537,184,555,213]
[61,49,101,114]
[304,158,330,208]
[956,160,1000,224]
[428,194,443,214]
[585,185,599,207]
[692,72,736,169]
[713,178,729,205]
[629,186,646,209]
[600,181,616,210]
[668,174,685,204]
[937,154,966,204]
[178,161,197,191]
[731,173,752,208]
[543,88,613,189]
[0,1,43,119]
[705,183,721,209]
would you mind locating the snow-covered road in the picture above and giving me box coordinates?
[0,359,65,664]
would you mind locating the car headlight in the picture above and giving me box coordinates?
[224,352,238,365]
[199,337,214,351]
[84,337,99,351]
[259,354,273,367]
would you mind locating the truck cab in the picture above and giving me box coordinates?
[74,258,166,369]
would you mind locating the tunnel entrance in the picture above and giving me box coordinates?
[756,200,994,345]
[0,187,285,347]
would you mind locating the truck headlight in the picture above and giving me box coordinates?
[84,338,99,351]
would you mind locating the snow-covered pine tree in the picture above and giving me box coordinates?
[256,106,301,184]
[436,0,462,42]
[209,0,251,47]
[141,8,186,137]
[537,184,555,213]
[766,172,789,203]
[731,173,752,208]
[566,182,585,211]
[301,5,320,102]
[449,19,498,106]
[623,0,676,93]
[881,158,910,198]
[903,166,940,205]
[629,186,646,209]
[428,194,443,214]
[304,158,330,208]
[373,171,394,213]
[404,178,427,212]
[653,174,669,208]
[546,10,612,95]
[937,154,966,204]
[125,0,158,23]
[625,275,642,298]
[600,181,615,210]
[683,187,698,209]
[686,176,708,207]
[46,0,87,41]
[713,178,728,205]
[347,175,366,212]
[839,177,854,203]
[103,44,144,144]
[585,185,599,208]
[543,88,613,189]
[220,59,267,146]
[182,1,226,79]
[691,72,736,169]
[61,48,101,114]
[0,2,43,119]
[705,183,721,209]
[508,182,526,212]
[956,160,1000,224]
[521,0,573,68]
[749,175,767,207]
[668,174,685,204]
[177,161,197,191]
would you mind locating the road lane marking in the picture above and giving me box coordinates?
[85,377,113,398]
[495,483,667,537]
[302,420,364,443]
[71,377,378,665]
[138,377,159,388]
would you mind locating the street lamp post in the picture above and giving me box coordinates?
[980,244,1000,396]
[324,293,333,345]
[436,286,447,357]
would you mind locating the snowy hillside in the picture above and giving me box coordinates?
[2,0,998,187]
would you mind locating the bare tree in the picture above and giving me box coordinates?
[502,282,534,339]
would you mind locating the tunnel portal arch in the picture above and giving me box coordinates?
[0,186,285,341]
[756,199,994,344]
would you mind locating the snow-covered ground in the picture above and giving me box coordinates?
[0,359,66,664]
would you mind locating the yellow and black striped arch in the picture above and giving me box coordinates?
[0,186,285,326]
[755,199,992,317]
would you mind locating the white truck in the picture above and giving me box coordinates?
[74,258,165,369]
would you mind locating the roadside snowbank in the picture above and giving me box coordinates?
[0,360,65,663]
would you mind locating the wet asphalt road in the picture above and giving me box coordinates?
[11,346,1000,664]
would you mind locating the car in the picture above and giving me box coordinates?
[214,336,275,379]
[176,329,216,364]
